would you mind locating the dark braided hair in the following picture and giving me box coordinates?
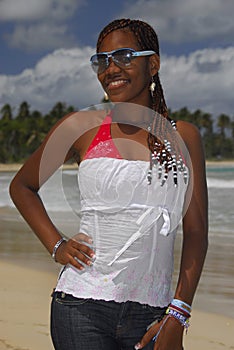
[97,18,168,118]
[97,19,187,185]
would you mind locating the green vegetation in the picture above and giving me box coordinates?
[170,107,234,160]
[0,101,233,163]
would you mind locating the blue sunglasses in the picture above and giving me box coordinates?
[90,47,156,74]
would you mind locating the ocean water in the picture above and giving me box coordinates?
[1,164,234,238]
[206,165,234,238]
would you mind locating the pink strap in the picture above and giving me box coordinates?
[83,114,122,160]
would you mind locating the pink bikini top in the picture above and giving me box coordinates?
[83,114,185,168]
[83,114,123,160]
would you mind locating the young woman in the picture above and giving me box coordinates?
[10,18,208,350]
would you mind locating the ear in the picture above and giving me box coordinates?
[149,54,160,76]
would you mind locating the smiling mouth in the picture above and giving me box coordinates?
[107,80,128,90]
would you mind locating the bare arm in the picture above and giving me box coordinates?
[174,120,208,305]
[135,121,208,350]
[9,112,95,267]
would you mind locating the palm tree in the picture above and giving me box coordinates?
[171,107,191,122]
[17,101,30,120]
[192,109,203,130]
[1,104,13,121]
[215,114,231,158]
[217,114,231,138]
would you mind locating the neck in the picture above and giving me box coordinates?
[111,102,154,129]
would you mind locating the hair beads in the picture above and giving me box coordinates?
[97,19,188,186]
[147,118,188,186]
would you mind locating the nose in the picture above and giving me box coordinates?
[105,56,121,72]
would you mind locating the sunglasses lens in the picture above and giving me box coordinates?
[112,49,133,66]
[91,54,108,74]
[90,49,135,74]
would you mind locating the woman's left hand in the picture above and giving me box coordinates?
[135,316,184,350]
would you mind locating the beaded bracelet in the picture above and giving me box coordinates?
[51,237,67,261]
[150,304,190,346]
[169,305,191,318]
[166,308,190,332]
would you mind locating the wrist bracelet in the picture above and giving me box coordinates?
[51,237,66,261]
[169,305,191,318]
[166,308,190,332]
[171,299,192,314]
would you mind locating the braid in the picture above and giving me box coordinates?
[97,18,166,116]
[97,19,186,186]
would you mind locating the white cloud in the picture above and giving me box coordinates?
[5,23,76,51]
[0,0,50,21]
[0,45,234,118]
[160,47,234,116]
[0,47,104,113]
[0,0,85,51]
[0,0,83,22]
[121,0,234,44]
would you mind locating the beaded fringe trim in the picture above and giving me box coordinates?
[147,119,188,186]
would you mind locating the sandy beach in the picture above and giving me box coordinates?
[0,257,233,350]
[0,259,58,350]
[1,161,234,349]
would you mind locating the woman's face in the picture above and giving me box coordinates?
[97,29,158,107]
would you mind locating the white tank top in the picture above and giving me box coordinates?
[55,157,188,307]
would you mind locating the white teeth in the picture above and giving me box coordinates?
[109,80,126,86]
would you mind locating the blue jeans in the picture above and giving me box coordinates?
[50,291,167,350]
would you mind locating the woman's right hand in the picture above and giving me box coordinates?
[55,233,95,270]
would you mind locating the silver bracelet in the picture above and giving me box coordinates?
[51,237,66,261]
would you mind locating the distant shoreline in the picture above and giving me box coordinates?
[205,160,234,167]
[0,160,234,173]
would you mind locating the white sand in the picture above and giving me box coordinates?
[0,260,233,350]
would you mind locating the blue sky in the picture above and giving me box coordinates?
[0,0,234,118]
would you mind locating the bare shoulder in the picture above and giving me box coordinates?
[175,120,206,172]
[50,109,108,136]
[16,109,109,187]
[176,120,202,148]
[41,109,108,152]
